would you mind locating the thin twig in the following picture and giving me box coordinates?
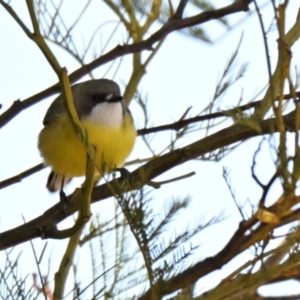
[0,163,44,189]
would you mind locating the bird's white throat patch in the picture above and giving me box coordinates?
[85,102,123,127]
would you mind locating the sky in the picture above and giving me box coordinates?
[1,0,300,299]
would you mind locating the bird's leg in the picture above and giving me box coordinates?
[115,168,134,186]
[59,176,69,214]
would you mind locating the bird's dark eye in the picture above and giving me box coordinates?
[91,94,106,103]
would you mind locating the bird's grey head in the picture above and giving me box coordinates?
[42,79,125,126]
[73,79,123,118]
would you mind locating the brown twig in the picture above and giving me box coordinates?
[174,0,189,18]
[138,91,300,135]
[0,163,44,189]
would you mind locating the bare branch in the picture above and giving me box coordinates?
[0,109,298,250]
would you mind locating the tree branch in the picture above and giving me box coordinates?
[0,109,297,250]
[138,198,300,300]
[0,0,253,129]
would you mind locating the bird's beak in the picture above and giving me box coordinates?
[106,94,123,102]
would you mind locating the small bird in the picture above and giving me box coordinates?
[38,79,136,192]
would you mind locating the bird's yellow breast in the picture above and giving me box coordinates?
[38,114,136,177]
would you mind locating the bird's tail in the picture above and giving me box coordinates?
[46,171,72,192]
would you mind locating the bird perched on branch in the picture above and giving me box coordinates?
[38,79,136,192]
